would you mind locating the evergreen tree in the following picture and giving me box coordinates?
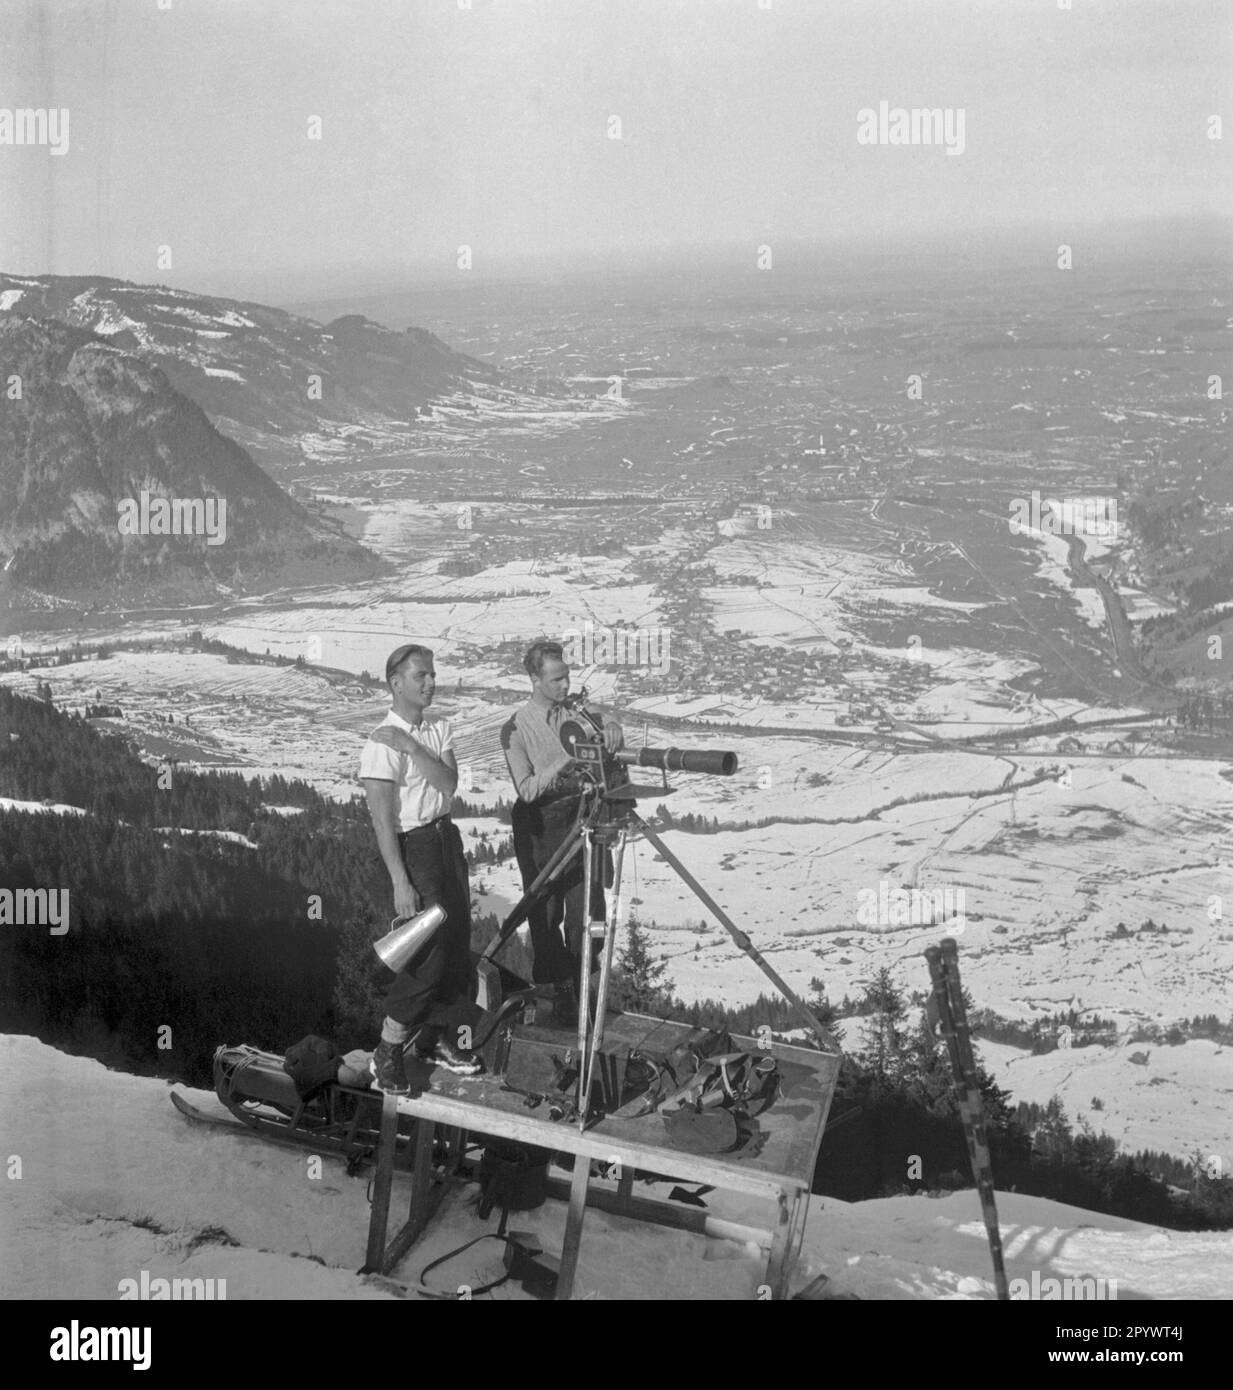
[1032,1095,1075,1165]
[903,1011,953,1111]
[859,966,910,1089]
[614,914,675,1014]
[331,906,385,1051]
[806,976,837,1028]
[1189,1152,1233,1226]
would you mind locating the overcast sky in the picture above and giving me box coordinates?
[1,0,1228,302]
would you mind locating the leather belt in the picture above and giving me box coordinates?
[400,813,452,837]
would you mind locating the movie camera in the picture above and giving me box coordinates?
[556,691,738,788]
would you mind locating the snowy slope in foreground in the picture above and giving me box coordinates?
[2,1035,1229,1301]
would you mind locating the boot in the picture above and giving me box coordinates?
[370,1039,410,1095]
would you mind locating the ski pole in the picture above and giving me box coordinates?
[924,939,1010,1301]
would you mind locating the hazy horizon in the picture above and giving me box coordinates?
[2,0,1229,308]
[3,214,1228,327]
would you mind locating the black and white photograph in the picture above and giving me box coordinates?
[1,0,1230,1333]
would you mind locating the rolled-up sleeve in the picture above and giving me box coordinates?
[359,739,402,782]
[501,714,571,802]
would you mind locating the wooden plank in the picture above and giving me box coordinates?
[789,1191,811,1294]
[615,1165,634,1211]
[555,1158,591,1301]
[543,1173,772,1249]
[407,1121,436,1239]
[362,1093,401,1274]
[383,1122,450,1277]
[764,1187,808,1300]
[396,1085,791,1199]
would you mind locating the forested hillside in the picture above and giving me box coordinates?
[0,689,514,1079]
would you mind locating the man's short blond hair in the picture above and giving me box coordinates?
[386,643,433,686]
[523,639,564,679]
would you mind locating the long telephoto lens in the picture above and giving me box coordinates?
[619,747,738,776]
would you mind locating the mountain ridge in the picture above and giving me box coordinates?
[0,271,501,471]
[0,314,382,605]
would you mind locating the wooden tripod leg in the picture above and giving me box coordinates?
[555,1155,591,1301]
[362,1092,401,1273]
[764,1187,808,1300]
[582,829,626,1114]
[575,828,594,1120]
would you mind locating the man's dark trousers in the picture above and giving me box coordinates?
[512,795,607,986]
[383,816,475,1044]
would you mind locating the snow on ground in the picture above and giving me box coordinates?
[202,579,662,679]
[152,827,259,850]
[703,538,888,648]
[979,1039,1233,1173]
[3,1035,1228,1301]
[1016,526,1108,630]
[350,502,649,572]
[292,389,631,469]
[68,290,150,343]
[859,585,985,614]
[627,674,1097,740]
[1,653,378,802]
[803,1189,1233,1301]
[0,796,87,817]
[1121,590,1176,623]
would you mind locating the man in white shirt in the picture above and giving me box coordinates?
[360,643,480,1093]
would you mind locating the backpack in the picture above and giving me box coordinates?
[613,1027,780,1154]
[282,1035,341,1101]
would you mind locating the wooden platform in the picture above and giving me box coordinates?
[365,1012,841,1299]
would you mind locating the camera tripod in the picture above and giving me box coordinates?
[481,764,840,1132]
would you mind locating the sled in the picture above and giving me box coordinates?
[169,1044,418,1173]
[169,994,534,1174]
